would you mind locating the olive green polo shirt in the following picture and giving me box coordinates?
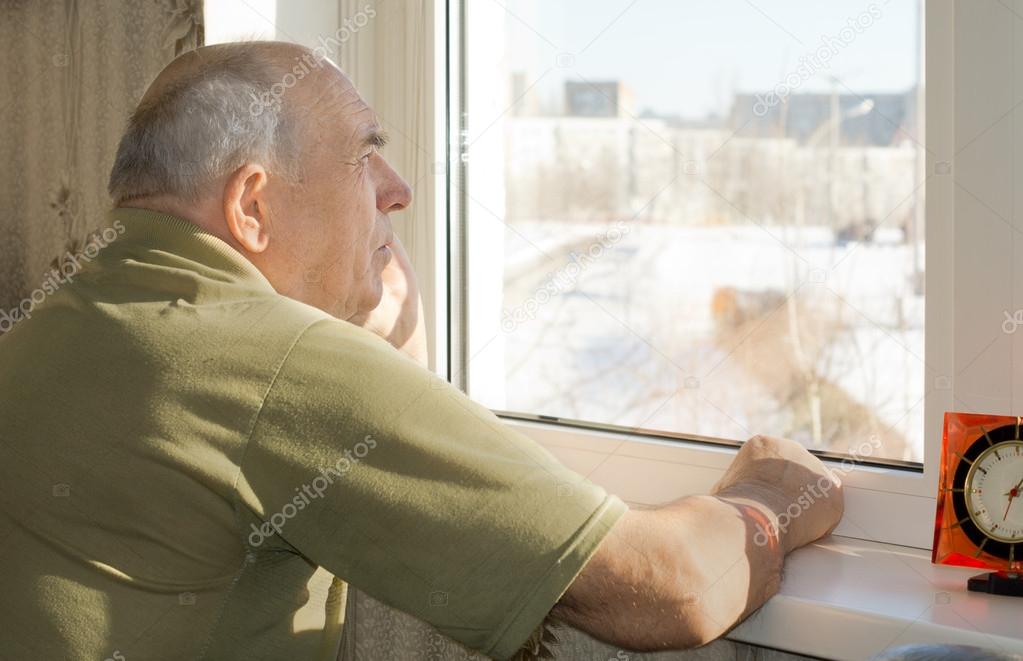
[0,207,627,660]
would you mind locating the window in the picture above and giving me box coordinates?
[460,0,926,465]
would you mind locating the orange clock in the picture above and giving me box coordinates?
[933,412,1023,596]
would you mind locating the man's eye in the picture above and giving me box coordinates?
[349,153,371,168]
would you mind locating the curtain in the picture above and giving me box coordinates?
[0,0,203,311]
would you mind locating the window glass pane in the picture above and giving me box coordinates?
[463,0,925,463]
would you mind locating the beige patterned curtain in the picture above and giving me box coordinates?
[0,0,203,311]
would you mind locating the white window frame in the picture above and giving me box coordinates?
[212,0,1023,551]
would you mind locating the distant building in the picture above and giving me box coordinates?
[564,80,635,118]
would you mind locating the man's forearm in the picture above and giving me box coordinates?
[660,489,787,638]
[553,490,786,651]
[555,435,842,652]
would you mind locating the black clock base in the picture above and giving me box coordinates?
[967,571,1023,597]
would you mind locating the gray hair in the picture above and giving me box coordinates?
[108,42,309,205]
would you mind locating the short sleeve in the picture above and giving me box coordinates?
[235,319,628,660]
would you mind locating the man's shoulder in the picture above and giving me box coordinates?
[263,315,426,404]
[284,315,411,360]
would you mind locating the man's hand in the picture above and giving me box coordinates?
[347,235,429,367]
[711,434,844,553]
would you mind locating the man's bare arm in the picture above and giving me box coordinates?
[551,492,785,649]
[553,435,843,651]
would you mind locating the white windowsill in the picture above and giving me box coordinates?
[727,534,1023,660]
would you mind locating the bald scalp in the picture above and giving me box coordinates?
[108,41,333,205]
[136,42,309,109]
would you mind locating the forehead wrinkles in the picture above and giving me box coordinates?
[305,75,376,150]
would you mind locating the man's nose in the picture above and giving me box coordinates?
[376,157,413,213]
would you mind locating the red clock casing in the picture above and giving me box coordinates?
[932,411,1023,572]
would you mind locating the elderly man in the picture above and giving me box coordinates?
[0,42,843,660]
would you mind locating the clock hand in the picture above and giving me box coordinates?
[1003,476,1023,521]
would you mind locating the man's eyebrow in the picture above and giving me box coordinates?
[359,128,389,150]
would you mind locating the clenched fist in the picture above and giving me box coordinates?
[712,435,845,553]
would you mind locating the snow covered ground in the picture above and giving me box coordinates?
[483,220,925,463]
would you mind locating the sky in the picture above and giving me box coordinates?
[501,0,922,119]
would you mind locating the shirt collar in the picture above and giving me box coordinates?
[106,207,275,291]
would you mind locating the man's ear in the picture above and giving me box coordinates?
[222,163,272,253]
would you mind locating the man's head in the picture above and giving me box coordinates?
[108,41,412,320]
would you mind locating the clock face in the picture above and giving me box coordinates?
[950,423,1023,563]
[965,441,1023,544]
